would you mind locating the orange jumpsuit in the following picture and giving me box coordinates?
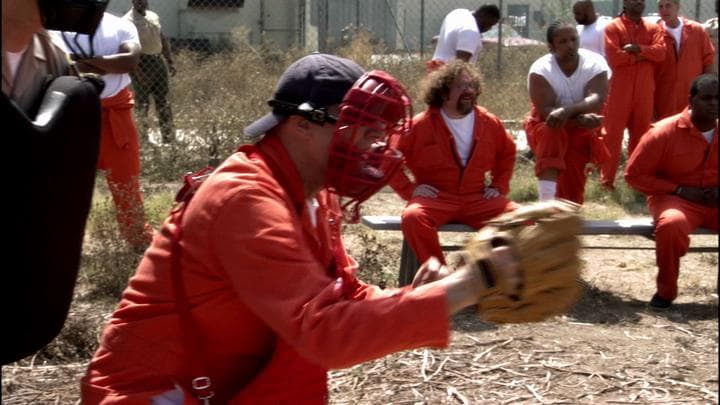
[81,134,450,404]
[654,18,715,119]
[524,107,610,204]
[600,14,665,189]
[98,87,154,249]
[624,109,718,302]
[390,106,519,265]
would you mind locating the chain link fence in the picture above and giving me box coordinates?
[104,0,717,179]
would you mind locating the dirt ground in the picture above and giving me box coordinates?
[2,189,718,404]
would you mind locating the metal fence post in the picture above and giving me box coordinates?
[318,0,328,53]
[420,0,425,59]
[496,0,503,78]
[695,0,701,21]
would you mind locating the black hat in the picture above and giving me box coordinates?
[243,53,364,140]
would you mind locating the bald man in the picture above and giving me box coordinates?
[574,0,612,57]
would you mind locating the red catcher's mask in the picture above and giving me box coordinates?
[325,70,412,222]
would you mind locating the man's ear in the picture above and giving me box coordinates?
[287,115,311,136]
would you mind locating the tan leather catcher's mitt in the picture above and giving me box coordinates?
[463,199,583,323]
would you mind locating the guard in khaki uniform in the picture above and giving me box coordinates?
[124,0,176,143]
[625,74,718,309]
[599,0,665,189]
[390,61,518,266]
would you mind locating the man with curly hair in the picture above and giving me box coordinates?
[390,60,518,272]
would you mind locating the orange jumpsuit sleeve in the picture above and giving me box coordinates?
[211,186,449,370]
[605,21,637,68]
[624,125,677,195]
[488,117,517,195]
[699,27,716,67]
[637,24,666,62]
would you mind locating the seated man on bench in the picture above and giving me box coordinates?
[389,61,519,265]
[625,74,718,309]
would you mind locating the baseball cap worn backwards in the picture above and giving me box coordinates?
[243,53,365,140]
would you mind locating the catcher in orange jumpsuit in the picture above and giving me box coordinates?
[653,0,716,120]
[55,12,154,252]
[625,74,718,309]
[600,0,665,189]
[525,21,610,204]
[80,54,519,404]
[390,61,518,267]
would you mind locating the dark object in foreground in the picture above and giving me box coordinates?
[1,75,103,365]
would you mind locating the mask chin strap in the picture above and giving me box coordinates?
[60,31,96,60]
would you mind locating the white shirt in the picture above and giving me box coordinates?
[576,16,611,57]
[701,129,714,144]
[51,12,139,99]
[662,18,684,53]
[441,109,475,166]
[4,48,26,83]
[528,48,610,107]
[432,9,482,64]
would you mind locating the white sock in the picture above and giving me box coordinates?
[538,180,557,201]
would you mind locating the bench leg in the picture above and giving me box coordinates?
[399,239,420,287]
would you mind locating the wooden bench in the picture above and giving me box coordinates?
[361,215,717,286]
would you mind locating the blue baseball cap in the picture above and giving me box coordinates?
[243,53,364,140]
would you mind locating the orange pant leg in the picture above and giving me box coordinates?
[98,102,154,250]
[524,118,568,175]
[626,96,654,157]
[600,100,633,188]
[524,118,595,204]
[457,195,519,229]
[401,194,461,264]
[557,130,595,204]
[647,195,719,301]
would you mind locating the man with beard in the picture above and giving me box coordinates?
[625,74,718,309]
[599,0,665,190]
[574,0,612,57]
[390,61,518,269]
[524,21,610,203]
[653,0,715,120]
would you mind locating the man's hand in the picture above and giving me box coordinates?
[483,186,500,199]
[412,184,439,199]
[411,257,452,288]
[546,107,571,128]
[574,113,603,129]
[623,44,641,54]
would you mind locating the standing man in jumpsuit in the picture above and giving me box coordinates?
[55,12,155,252]
[427,5,501,72]
[390,61,518,266]
[703,0,718,74]
[80,54,519,403]
[625,74,718,309]
[653,0,715,120]
[524,21,610,204]
[599,0,665,190]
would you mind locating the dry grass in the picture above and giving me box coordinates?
[2,36,717,404]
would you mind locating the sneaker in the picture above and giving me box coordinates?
[649,293,672,309]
